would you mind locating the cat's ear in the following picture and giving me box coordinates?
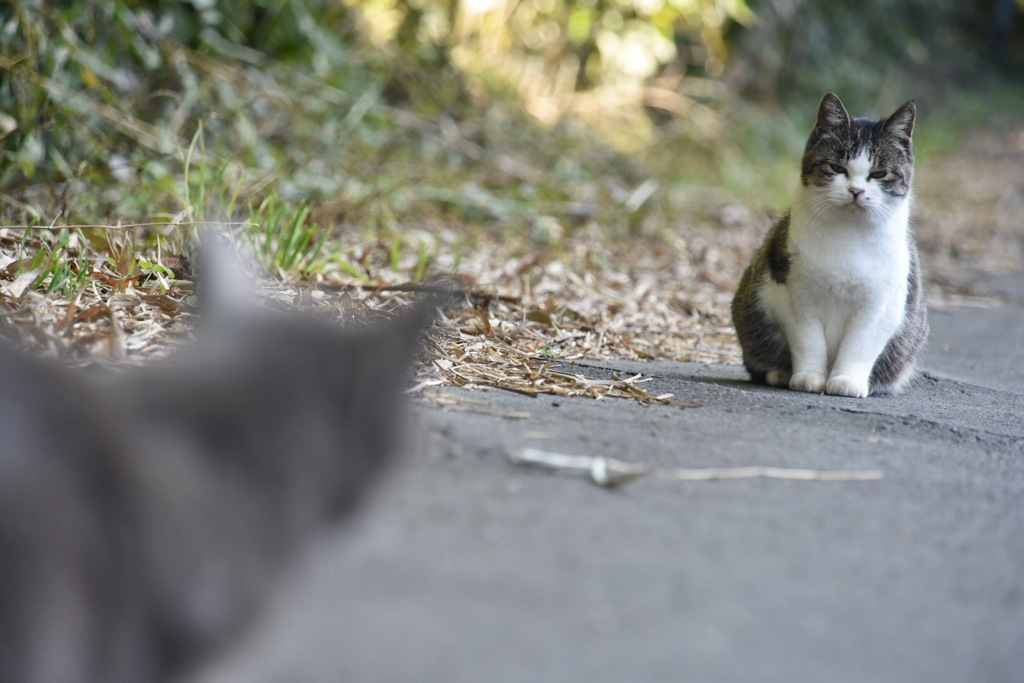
[195,228,260,319]
[352,296,438,392]
[816,92,851,130]
[884,100,916,140]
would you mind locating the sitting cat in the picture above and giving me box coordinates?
[0,257,433,683]
[731,92,928,398]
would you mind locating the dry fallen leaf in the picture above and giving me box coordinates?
[3,268,44,300]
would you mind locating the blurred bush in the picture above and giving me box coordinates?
[355,0,754,128]
[1,0,382,215]
[1,0,1019,223]
[1,0,757,187]
[726,0,1023,108]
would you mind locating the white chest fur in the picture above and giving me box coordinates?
[788,199,908,339]
[760,178,912,397]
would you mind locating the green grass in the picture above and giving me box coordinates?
[915,80,1024,159]
[18,228,89,297]
[246,198,324,276]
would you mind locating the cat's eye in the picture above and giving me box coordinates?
[829,163,847,175]
[869,170,888,180]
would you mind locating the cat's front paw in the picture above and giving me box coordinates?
[766,369,791,387]
[826,375,869,398]
[790,371,826,394]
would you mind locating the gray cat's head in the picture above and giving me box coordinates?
[800,92,916,219]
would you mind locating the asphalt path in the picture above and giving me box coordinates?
[199,272,1024,683]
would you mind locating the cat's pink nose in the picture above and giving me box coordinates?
[849,187,865,200]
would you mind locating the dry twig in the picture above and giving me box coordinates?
[509,448,884,488]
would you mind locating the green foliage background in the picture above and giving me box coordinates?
[1,0,1021,230]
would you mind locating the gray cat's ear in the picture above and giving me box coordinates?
[816,92,851,129]
[884,100,916,140]
[195,228,260,319]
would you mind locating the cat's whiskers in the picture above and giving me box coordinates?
[866,199,899,224]
[803,192,840,225]
[801,183,906,228]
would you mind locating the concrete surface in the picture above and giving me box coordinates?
[198,274,1024,683]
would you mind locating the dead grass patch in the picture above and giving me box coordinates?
[2,120,1022,406]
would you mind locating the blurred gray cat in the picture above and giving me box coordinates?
[732,92,928,397]
[0,253,433,683]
